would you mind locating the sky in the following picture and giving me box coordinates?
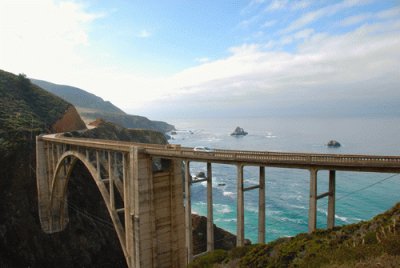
[1,0,400,119]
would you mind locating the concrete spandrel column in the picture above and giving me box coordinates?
[258,166,265,244]
[207,162,214,251]
[308,168,318,233]
[184,160,193,263]
[328,170,336,229]
[237,164,244,247]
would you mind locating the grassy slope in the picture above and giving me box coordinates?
[0,70,70,152]
[31,78,125,115]
[190,202,400,268]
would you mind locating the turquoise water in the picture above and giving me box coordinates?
[166,116,400,243]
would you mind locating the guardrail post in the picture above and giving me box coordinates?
[207,162,214,251]
[327,170,336,229]
[258,166,265,243]
[237,164,244,246]
[308,168,318,233]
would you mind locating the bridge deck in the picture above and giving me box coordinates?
[41,135,400,173]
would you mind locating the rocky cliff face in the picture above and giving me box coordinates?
[192,214,248,255]
[51,105,86,133]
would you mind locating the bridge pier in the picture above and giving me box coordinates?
[206,162,214,252]
[185,161,216,262]
[308,168,318,233]
[237,164,245,247]
[258,166,266,244]
[309,169,336,233]
[327,170,336,229]
[237,165,266,245]
[184,160,193,263]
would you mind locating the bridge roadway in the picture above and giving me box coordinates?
[37,134,400,267]
[42,134,400,173]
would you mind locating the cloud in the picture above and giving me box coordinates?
[262,20,276,28]
[291,0,312,10]
[339,13,373,26]
[282,0,370,34]
[266,0,288,11]
[339,6,400,27]
[0,0,102,82]
[265,0,311,12]
[131,17,400,117]
[137,29,152,38]
[195,57,211,63]
[239,15,262,28]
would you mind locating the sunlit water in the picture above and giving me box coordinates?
[166,116,400,243]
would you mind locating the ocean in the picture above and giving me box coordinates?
[165,116,400,243]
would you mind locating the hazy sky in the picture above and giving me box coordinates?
[1,0,399,119]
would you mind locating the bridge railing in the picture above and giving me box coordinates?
[145,146,400,169]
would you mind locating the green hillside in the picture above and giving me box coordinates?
[190,202,400,267]
[0,70,70,152]
[31,79,125,115]
[31,79,175,133]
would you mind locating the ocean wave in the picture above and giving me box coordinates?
[244,205,259,213]
[317,207,350,223]
[335,214,350,223]
[265,131,276,137]
[214,218,237,223]
[223,191,235,198]
[278,217,306,224]
[288,204,307,210]
[267,210,283,216]
[214,204,232,214]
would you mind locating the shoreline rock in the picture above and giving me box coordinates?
[327,140,341,148]
[231,126,248,136]
[192,214,251,255]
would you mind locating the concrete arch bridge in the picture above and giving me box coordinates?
[36,134,400,267]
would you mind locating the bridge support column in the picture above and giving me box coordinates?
[207,162,214,252]
[258,166,266,244]
[327,170,336,229]
[184,160,193,264]
[237,164,244,247]
[124,147,137,268]
[36,136,51,232]
[308,168,318,233]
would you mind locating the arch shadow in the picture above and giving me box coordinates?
[47,151,128,259]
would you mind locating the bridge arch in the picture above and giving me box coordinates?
[48,150,128,258]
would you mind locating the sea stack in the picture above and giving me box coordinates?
[231,126,248,136]
[327,140,341,147]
